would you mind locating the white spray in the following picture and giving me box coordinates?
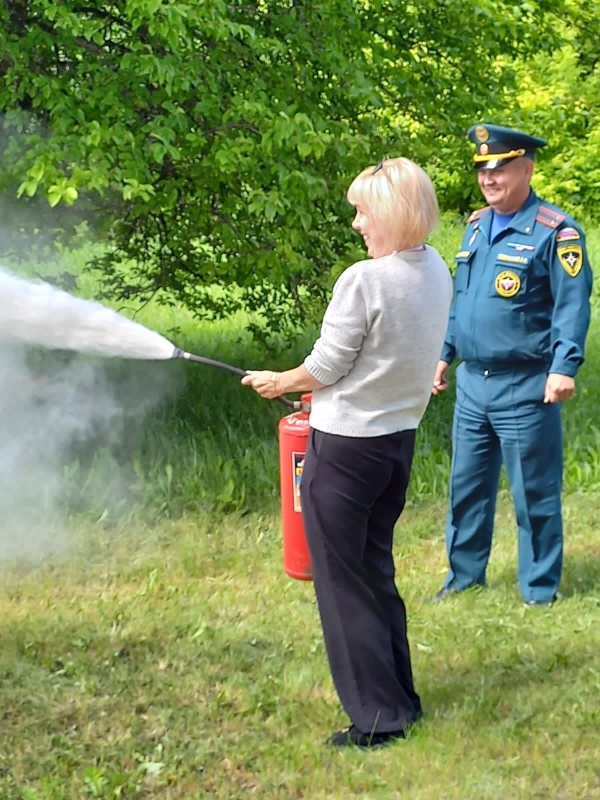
[0,266,177,359]
[0,266,184,562]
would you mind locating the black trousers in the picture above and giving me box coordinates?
[301,427,420,734]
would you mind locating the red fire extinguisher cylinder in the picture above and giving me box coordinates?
[278,393,313,580]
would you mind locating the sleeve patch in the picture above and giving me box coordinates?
[556,226,581,242]
[557,244,583,277]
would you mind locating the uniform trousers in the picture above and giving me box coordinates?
[300,427,421,734]
[443,362,563,603]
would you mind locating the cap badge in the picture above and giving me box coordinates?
[475,125,489,142]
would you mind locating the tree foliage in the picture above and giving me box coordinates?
[0,0,567,337]
[512,0,600,220]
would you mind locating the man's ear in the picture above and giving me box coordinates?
[524,158,535,180]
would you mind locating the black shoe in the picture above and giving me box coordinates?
[431,586,458,602]
[328,724,405,749]
[430,583,484,602]
[524,593,559,607]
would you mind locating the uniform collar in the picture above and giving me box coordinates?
[504,190,539,235]
[478,190,539,236]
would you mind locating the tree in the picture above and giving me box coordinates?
[0,0,563,339]
[510,0,600,219]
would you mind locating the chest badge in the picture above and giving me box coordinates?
[497,253,529,265]
[558,244,583,277]
[506,241,535,252]
[495,270,521,298]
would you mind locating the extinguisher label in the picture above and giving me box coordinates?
[292,451,305,512]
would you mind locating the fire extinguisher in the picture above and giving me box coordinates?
[278,393,313,581]
[173,347,313,581]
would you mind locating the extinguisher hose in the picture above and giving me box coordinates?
[172,347,300,409]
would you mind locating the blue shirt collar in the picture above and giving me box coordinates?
[477,190,539,236]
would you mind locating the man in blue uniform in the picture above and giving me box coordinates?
[432,124,593,606]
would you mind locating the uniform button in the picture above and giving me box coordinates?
[483,369,490,376]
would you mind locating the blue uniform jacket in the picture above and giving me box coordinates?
[441,191,593,376]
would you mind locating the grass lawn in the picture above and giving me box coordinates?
[1,491,599,799]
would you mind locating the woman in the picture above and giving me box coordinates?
[242,157,452,748]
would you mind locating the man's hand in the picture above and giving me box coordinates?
[432,360,450,395]
[241,370,282,399]
[544,373,575,404]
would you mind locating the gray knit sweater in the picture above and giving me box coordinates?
[304,246,453,437]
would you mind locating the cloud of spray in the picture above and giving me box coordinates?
[0,266,177,359]
[0,267,185,563]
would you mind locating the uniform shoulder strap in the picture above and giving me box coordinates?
[467,206,489,224]
[536,205,566,229]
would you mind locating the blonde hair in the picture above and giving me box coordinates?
[346,157,439,251]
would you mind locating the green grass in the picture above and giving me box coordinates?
[1,223,599,797]
[1,495,599,799]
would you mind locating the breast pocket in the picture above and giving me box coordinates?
[488,257,530,301]
[488,259,532,337]
[454,251,475,293]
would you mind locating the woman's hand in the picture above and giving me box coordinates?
[241,370,282,399]
[242,364,324,398]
